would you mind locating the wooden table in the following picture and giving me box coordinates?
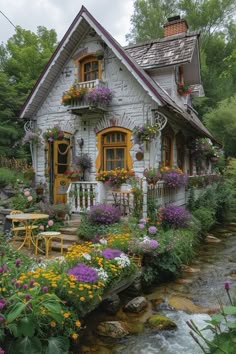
[6,213,49,251]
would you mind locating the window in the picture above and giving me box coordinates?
[96,127,132,172]
[80,55,102,82]
[161,125,174,167]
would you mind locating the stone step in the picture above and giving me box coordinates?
[59,227,78,235]
[61,234,78,243]
[51,241,74,251]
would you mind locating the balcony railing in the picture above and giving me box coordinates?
[68,80,109,113]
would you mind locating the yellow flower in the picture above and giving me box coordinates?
[50,321,56,327]
[75,320,81,327]
[80,297,85,301]
[63,312,70,318]
[72,333,78,340]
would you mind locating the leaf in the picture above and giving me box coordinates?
[6,302,27,323]
[18,316,35,337]
[9,337,42,354]
[211,313,224,323]
[222,306,236,315]
[43,300,62,315]
[45,337,70,354]
[226,321,236,329]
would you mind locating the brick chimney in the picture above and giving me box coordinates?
[164,15,188,37]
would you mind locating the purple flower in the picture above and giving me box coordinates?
[25,294,31,301]
[102,248,122,259]
[15,258,21,267]
[161,204,189,228]
[224,280,230,290]
[0,299,6,310]
[42,286,48,293]
[15,281,21,288]
[139,218,146,224]
[29,279,35,287]
[88,204,121,225]
[149,239,159,249]
[0,347,5,354]
[22,284,28,290]
[68,263,98,283]
[0,317,4,322]
[138,223,145,229]
[148,226,157,234]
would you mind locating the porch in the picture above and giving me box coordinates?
[66,175,217,217]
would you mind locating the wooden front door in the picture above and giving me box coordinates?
[48,139,71,204]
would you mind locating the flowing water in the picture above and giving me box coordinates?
[78,224,236,354]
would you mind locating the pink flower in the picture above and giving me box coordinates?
[48,220,54,227]
[39,225,44,231]
[27,196,33,202]
[24,190,30,197]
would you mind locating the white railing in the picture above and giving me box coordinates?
[76,79,106,90]
[67,181,98,213]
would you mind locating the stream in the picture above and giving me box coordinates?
[78,223,236,354]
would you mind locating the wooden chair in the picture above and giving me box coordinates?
[10,210,37,242]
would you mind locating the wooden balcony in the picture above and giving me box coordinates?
[67,80,110,114]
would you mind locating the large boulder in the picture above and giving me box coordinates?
[96,321,129,338]
[124,296,148,313]
[146,315,177,331]
[168,295,218,314]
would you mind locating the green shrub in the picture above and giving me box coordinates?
[0,167,22,188]
[192,207,215,233]
[215,182,232,222]
[77,213,109,241]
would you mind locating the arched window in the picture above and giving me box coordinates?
[161,125,174,167]
[79,55,102,82]
[96,127,132,171]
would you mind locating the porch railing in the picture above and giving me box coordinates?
[67,181,98,213]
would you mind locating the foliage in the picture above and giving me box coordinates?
[204,96,236,157]
[143,167,161,185]
[74,154,92,172]
[192,207,215,233]
[187,174,222,189]
[10,189,37,211]
[0,168,22,188]
[96,168,135,187]
[22,130,42,146]
[160,167,188,188]
[177,83,192,95]
[130,178,143,218]
[187,282,236,354]
[43,125,64,142]
[76,213,110,241]
[88,203,121,225]
[133,122,159,144]
[159,204,190,229]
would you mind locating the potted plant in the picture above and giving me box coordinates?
[143,167,161,185]
[160,167,188,188]
[133,122,159,145]
[61,85,88,106]
[96,168,135,189]
[74,154,92,180]
[177,83,192,96]
[64,167,83,181]
[43,125,64,142]
[85,87,112,106]
[22,129,42,146]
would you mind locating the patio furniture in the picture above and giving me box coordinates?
[36,231,64,257]
[6,213,49,251]
[10,210,38,241]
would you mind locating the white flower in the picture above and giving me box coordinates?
[114,253,130,268]
[96,267,109,281]
[82,253,91,261]
[99,238,107,245]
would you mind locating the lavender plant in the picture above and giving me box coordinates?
[160,204,190,229]
[88,203,121,225]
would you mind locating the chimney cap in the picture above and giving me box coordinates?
[167,15,181,22]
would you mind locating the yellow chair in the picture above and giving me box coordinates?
[10,210,37,243]
[35,232,64,257]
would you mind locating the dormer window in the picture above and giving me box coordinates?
[79,55,102,82]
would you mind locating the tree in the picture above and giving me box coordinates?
[0,26,57,158]
[126,0,178,43]
[203,96,236,157]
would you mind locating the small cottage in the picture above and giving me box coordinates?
[20,7,218,215]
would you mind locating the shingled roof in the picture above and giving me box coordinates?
[125,32,199,69]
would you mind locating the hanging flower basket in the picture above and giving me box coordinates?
[22,130,42,146]
[43,125,64,142]
[143,167,161,185]
[133,122,159,145]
